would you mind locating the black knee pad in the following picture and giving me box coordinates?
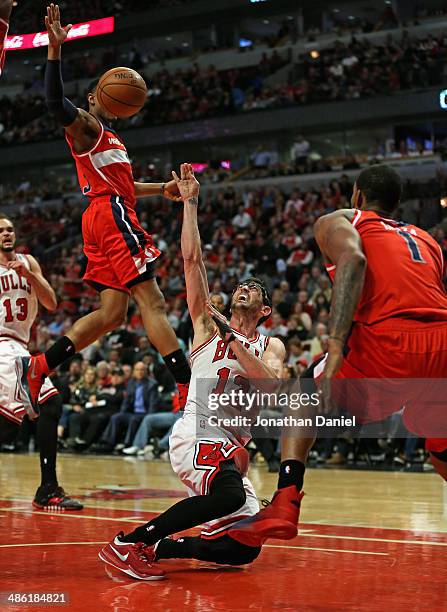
[430,448,447,462]
[39,395,62,421]
[209,461,246,516]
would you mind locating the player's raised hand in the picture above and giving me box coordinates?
[6,259,31,280]
[162,179,182,202]
[172,163,200,203]
[45,3,72,47]
[206,300,234,342]
[317,345,343,415]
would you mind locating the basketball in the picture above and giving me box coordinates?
[96,67,147,118]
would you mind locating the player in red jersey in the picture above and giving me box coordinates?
[18,5,190,412]
[0,0,13,76]
[229,164,447,547]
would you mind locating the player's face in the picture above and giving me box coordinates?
[0,219,16,252]
[231,282,265,319]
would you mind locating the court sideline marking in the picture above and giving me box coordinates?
[0,539,388,556]
[0,505,445,550]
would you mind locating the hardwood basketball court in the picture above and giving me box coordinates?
[1,454,446,611]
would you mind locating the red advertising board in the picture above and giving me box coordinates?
[5,16,114,51]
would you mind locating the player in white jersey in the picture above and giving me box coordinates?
[99,164,285,580]
[0,215,82,510]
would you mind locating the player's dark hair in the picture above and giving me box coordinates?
[231,276,272,326]
[87,79,99,95]
[356,164,402,212]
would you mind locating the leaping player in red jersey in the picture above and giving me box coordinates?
[0,0,13,76]
[228,164,447,547]
[17,4,191,412]
[0,215,82,511]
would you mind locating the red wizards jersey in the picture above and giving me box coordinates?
[66,118,136,207]
[0,18,8,76]
[325,209,447,324]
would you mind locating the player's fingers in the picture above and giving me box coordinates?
[180,163,187,180]
[171,170,180,183]
[64,24,73,34]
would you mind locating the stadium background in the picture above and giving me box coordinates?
[1,0,447,467]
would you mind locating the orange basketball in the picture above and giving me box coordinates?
[96,67,147,118]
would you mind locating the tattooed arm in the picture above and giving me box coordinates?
[314,210,366,380]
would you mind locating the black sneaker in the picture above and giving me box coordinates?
[33,485,84,511]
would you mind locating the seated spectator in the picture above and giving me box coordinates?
[96,362,159,452]
[309,323,328,358]
[66,367,100,446]
[96,361,112,389]
[68,368,127,450]
[287,339,311,368]
[232,205,253,230]
[122,404,182,456]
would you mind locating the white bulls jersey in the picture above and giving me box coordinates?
[169,328,267,536]
[185,328,270,435]
[0,254,37,344]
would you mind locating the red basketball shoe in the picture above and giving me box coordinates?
[33,485,84,511]
[228,486,304,547]
[18,354,49,413]
[99,533,165,581]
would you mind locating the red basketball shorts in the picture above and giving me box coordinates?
[314,319,447,438]
[82,196,161,294]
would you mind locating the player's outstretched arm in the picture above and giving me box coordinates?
[134,181,181,201]
[173,164,215,343]
[314,211,366,389]
[45,3,100,152]
[0,0,13,22]
[6,256,57,312]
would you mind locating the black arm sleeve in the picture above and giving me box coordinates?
[45,59,78,127]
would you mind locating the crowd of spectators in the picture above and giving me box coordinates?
[294,32,447,104]
[1,30,446,146]
[0,52,287,145]
[1,173,445,471]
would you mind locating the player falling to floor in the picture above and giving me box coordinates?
[0,215,82,510]
[229,164,447,547]
[98,164,286,580]
[17,4,190,413]
[0,0,12,77]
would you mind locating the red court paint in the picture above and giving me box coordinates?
[0,501,445,611]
